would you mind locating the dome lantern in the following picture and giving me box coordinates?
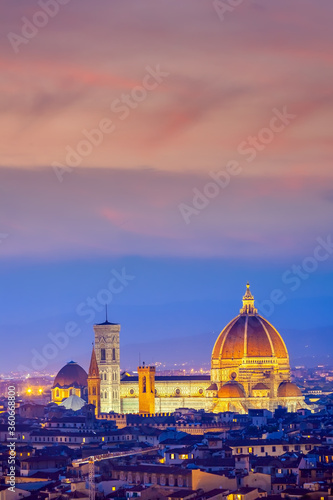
[240,282,258,315]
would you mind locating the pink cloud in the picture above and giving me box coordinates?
[0,167,332,261]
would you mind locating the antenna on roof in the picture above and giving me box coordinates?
[105,304,108,323]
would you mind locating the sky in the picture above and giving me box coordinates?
[0,0,333,374]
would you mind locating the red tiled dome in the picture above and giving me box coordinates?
[277,381,302,397]
[212,284,288,361]
[218,381,245,398]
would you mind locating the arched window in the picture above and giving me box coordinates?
[104,373,107,380]
[142,376,147,393]
[112,348,116,361]
[92,386,96,396]
[105,392,107,399]
[55,389,60,398]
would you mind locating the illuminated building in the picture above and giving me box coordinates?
[87,344,101,416]
[138,364,156,415]
[51,361,88,403]
[52,283,306,414]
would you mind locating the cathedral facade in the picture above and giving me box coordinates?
[52,284,306,414]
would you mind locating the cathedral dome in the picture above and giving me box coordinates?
[212,283,288,361]
[218,381,245,398]
[277,381,302,397]
[53,361,88,389]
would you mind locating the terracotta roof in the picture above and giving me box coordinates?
[111,464,191,475]
[168,490,198,498]
[88,346,100,378]
[212,286,289,361]
[278,382,302,398]
[253,383,269,390]
[218,381,245,398]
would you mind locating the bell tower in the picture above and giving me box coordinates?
[87,344,101,417]
[138,363,155,415]
[94,311,121,413]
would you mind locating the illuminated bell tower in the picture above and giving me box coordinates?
[94,311,121,413]
[138,363,155,415]
[87,345,101,417]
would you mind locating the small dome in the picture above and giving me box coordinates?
[60,394,86,411]
[253,383,269,390]
[277,381,302,398]
[218,381,245,398]
[53,361,88,388]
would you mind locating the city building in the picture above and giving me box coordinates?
[51,284,306,414]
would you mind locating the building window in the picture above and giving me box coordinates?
[199,388,203,394]
[261,447,265,452]
[236,448,243,454]
[130,389,134,395]
[272,446,276,452]
[112,348,116,361]
[101,348,106,361]
[92,386,96,395]
[283,446,289,451]
[175,388,181,396]
[105,392,107,399]
[142,376,147,393]
[248,447,253,454]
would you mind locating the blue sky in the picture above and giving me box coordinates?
[1,1,333,374]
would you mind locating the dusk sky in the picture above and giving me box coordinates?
[1,0,332,374]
